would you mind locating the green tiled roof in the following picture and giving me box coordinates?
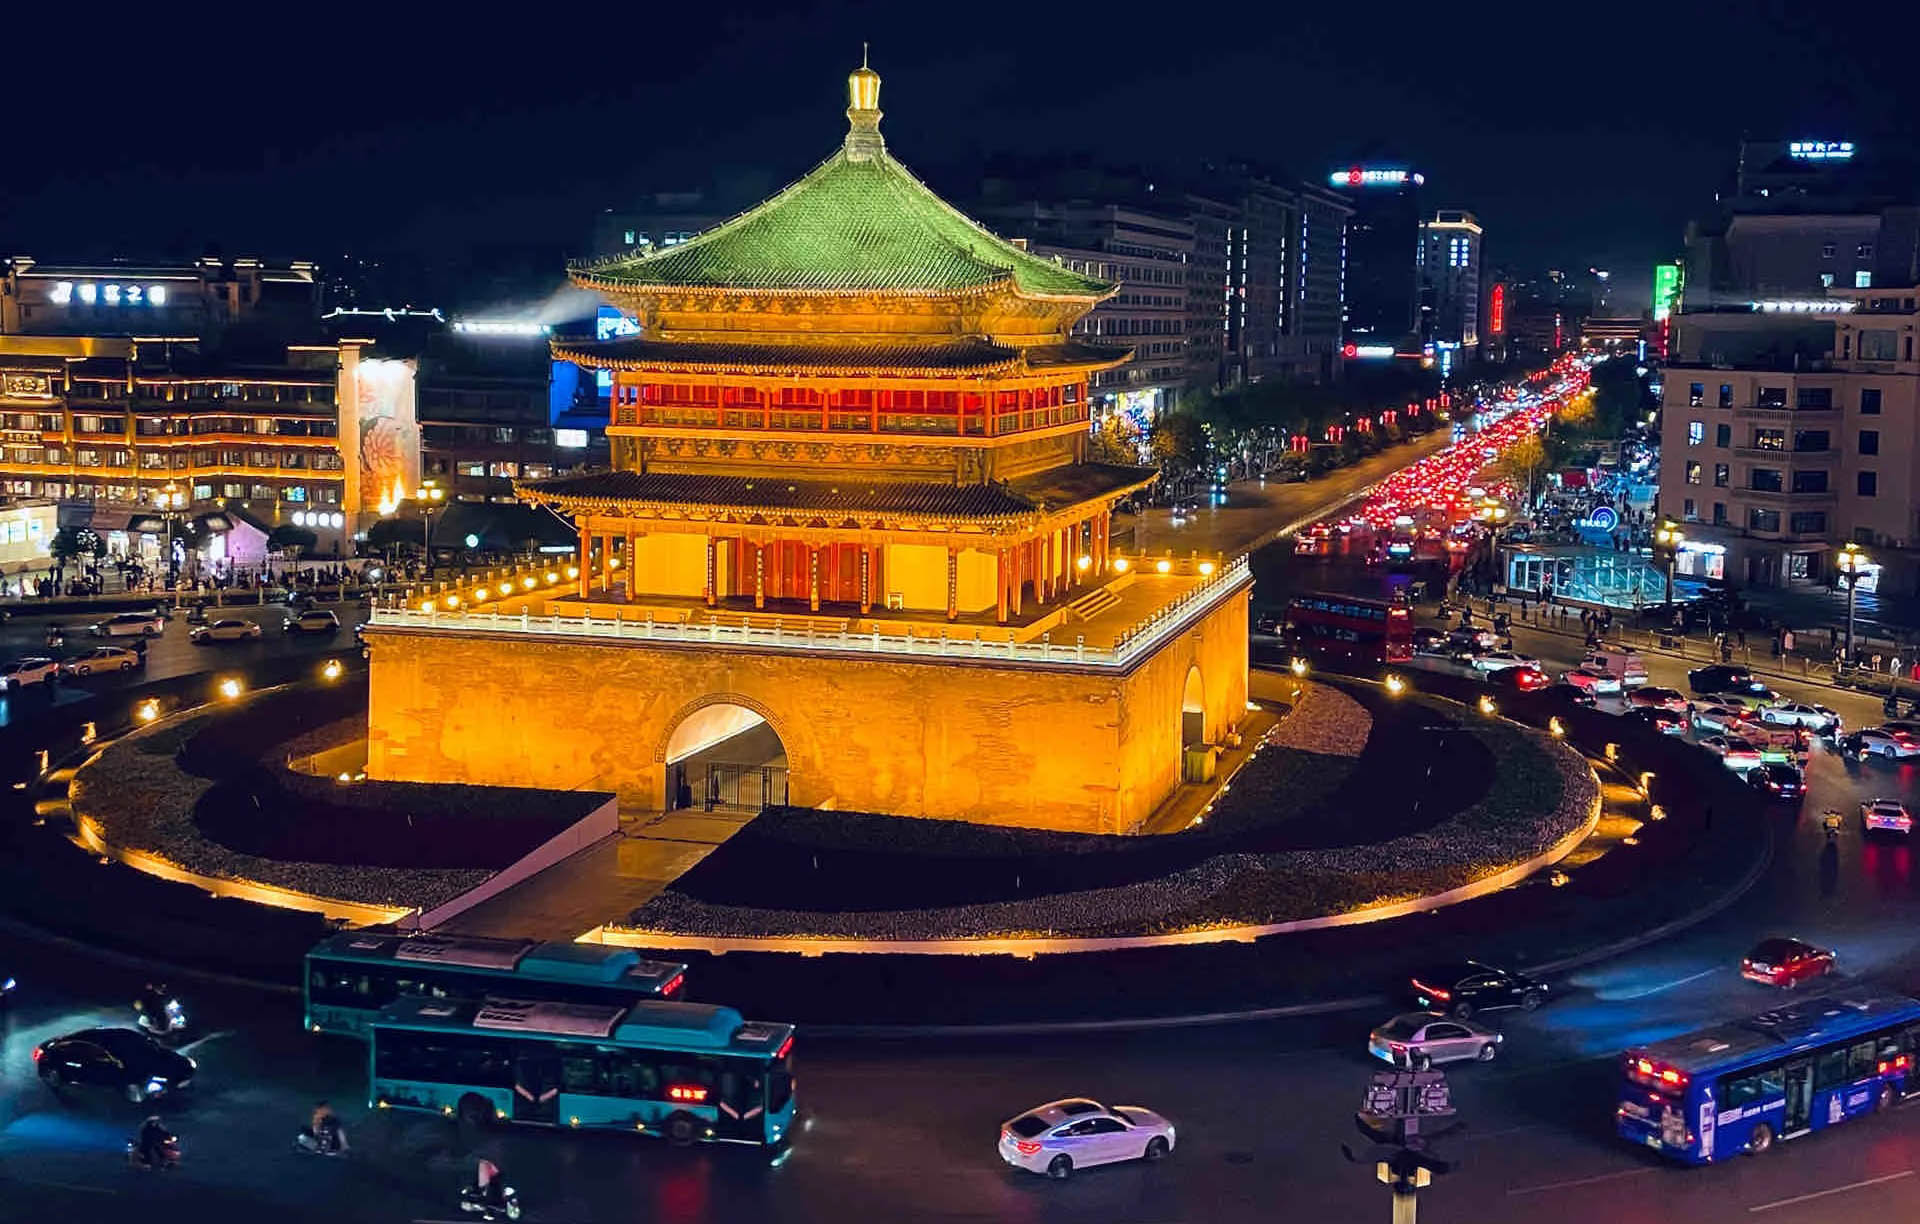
[574,151,1115,298]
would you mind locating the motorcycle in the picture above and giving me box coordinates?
[135,993,187,1040]
[459,1184,522,1221]
[294,1123,347,1156]
[127,1136,181,1171]
[1822,810,1844,840]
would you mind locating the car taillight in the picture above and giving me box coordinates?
[1015,1139,1041,1155]
[1411,980,1450,1001]
[31,1045,42,1062]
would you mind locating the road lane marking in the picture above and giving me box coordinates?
[1604,966,1722,1000]
[0,1176,117,1195]
[1747,1169,1914,1213]
[1508,1167,1656,1196]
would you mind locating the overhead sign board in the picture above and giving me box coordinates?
[1330,167,1426,188]
[1788,141,1853,161]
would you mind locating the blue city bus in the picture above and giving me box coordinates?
[1618,990,1920,1164]
[305,932,687,1038]
[369,995,796,1146]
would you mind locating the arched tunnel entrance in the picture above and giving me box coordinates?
[662,702,790,813]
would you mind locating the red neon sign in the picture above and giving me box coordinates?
[1489,284,1505,334]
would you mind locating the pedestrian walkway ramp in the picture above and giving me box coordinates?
[430,810,756,941]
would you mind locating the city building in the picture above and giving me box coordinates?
[589,193,729,261]
[2,255,320,338]
[1656,284,1920,592]
[1197,168,1351,386]
[1327,165,1425,347]
[364,60,1253,834]
[1419,210,1483,370]
[979,200,1194,421]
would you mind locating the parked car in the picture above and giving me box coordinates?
[0,657,60,691]
[998,1099,1176,1179]
[89,611,165,638]
[1625,707,1687,735]
[61,646,142,676]
[1561,665,1622,696]
[1470,649,1541,674]
[1758,702,1840,733]
[1861,798,1914,834]
[34,1027,195,1102]
[1368,1012,1503,1068]
[1626,686,1689,713]
[283,609,340,635]
[1852,728,1920,759]
[189,619,263,644]
[1698,734,1763,770]
[1690,704,1749,733]
[1687,664,1757,695]
[1746,763,1805,800]
[1407,961,1548,1017]
[1740,938,1835,989]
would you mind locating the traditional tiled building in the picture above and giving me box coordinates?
[363,60,1252,834]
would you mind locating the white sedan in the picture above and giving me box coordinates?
[1759,702,1839,732]
[1691,704,1749,733]
[1698,735,1763,769]
[1862,799,1914,834]
[1471,650,1541,674]
[62,646,142,676]
[1856,728,1920,759]
[190,618,263,644]
[1561,666,1622,695]
[999,1098,1176,1180]
[0,657,59,690]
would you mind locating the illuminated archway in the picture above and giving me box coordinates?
[1181,665,1206,749]
[659,699,790,813]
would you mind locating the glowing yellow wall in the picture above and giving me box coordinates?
[626,533,710,599]
[880,543,996,613]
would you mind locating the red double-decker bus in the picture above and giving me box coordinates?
[1282,592,1414,666]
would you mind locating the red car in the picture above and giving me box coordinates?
[1489,665,1550,692]
[1740,937,1835,988]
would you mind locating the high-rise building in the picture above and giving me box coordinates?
[978,201,1194,421]
[1419,210,1483,367]
[1327,165,1425,346]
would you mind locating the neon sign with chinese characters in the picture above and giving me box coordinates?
[1788,141,1853,161]
[1488,283,1506,334]
[48,282,169,307]
[1329,167,1425,188]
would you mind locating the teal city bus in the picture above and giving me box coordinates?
[304,932,687,1038]
[369,995,796,1146]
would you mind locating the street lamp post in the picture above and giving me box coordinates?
[1652,518,1683,611]
[155,482,189,596]
[377,480,445,577]
[1837,542,1870,664]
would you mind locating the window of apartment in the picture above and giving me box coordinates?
[1856,271,1874,289]
[1861,388,1883,415]
[1749,508,1782,532]
[313,486,340,505]
[222,483,244,499]
[282,486,306,503]
[1821,242,1837,258]
[74,449,100,468]
[492,427,515,444]
[1822,273,1836,288]
[1685,460,1702,485]
[1860,330,1898,360]
[1688,382,1704,407]
[1790,511,1828,534]
[1713,502,1728,525]
[1683,498,1697,521]
[248,484,273,501]
[1858,471,1878,497]
[1715,423,1732,447]
[192,484,213,500]
[1687,420,1704,446]
[1858,243,1874,258]
[1719,384,1734,408]
[1794,430,1830,452]
[1791,470,1828,494]
[1750,469,1784,492]
[1752,428,1786,450]
[457,461,486,477]
[1795,387,1832,410]
[488,462,519,478]
[1714,463,1730,487]
[1757,387,1787,408]
[1859,429,1880,456]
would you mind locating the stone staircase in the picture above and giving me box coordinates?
[1066,586,1122,622]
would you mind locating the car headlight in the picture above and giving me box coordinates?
[1,977,14,991]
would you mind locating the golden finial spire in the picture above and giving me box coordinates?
[845,47,884,160]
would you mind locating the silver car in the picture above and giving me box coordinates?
[1368,1012,1502,1068]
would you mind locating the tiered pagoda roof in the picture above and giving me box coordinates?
[547,336,1128,377]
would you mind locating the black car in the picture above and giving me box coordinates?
[1746,763,1805,801]
[34,1027,195,1103]
[1625,707,1687,735]
[1687,664,1761,696]
[1408,961,1549,1018]
[1546,682,1599,708]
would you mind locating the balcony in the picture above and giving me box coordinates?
[1733,405,1838,423]
[1732,447,1839,462]
[1739,488,1839,508]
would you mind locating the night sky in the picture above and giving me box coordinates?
[6,0,1914,306]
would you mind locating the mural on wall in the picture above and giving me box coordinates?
[344,355,420,517]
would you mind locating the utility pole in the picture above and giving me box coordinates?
[1343,1068,1459,1223]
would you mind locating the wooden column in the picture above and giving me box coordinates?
[577,523,591,598]
[946,545,959,621]
[859,544,872,614]
[809,545,820,612]
[870,390,880,433]
[1040,532,1052,603]
[995,547,1008,624]
[753,541,765,610]
[703,536,716,607]
[1011,541,1023,617]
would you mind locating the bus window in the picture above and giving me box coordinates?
[1813,1048,1851,1090]
[560,1053,600,1094]
[1849,1040,1878,1078]
[768,1070,794,1112]
[377,1031,515,1088]
[1717,1064,1781,1109]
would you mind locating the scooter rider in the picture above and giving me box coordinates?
[472,1158,508,1209]
[135,982,173,1031]
[135,1116,175,1169]
[1822,809,1844,839]
[305,1100,346,1153]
